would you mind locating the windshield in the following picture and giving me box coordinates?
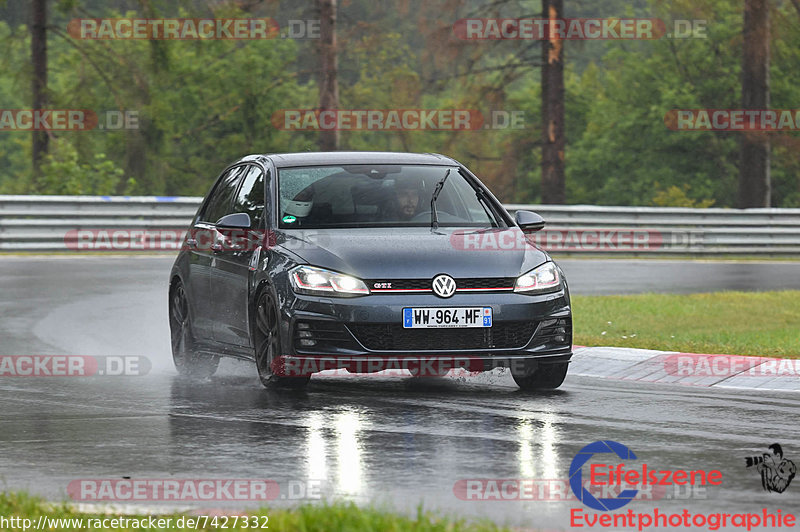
[277,165,501,229]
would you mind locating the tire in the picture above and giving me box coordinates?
[169,281,219,378]
[512,361,568,391]
[254,290,310,389]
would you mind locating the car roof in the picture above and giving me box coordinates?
[241,151,459,168]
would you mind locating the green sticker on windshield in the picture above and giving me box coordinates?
[282,215,297,224]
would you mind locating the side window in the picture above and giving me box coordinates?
[202,166,246,224]
[233,165,266,228]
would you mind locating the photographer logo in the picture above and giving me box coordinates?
[744,444,796,493]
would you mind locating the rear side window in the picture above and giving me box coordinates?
[202,166,246,223]
[233,165,266,228]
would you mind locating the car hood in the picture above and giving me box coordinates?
[274,227,549,280]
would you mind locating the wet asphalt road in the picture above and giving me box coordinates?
[1,256,799,530]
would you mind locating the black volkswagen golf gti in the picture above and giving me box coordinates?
[169,151,572,390]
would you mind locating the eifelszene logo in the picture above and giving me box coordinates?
[744,443,796,493]
[569,440,722,512]
[570,441,639,511]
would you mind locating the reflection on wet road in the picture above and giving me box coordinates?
[3,363,799,529]
[1,256,798,530]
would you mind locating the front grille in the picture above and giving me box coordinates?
[458,277,516,289]
[369,279,430,290]
[293,320,353,350]
[367,277,515,292]
[348,321,536,351]
[531,317,572,350]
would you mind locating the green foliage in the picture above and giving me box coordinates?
[1,0,798,206]
[651,184,715,207]
[37,141,128,195]
[0,20,33,194]
[564,0,800,207]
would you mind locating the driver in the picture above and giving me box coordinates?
[393,178,422,221]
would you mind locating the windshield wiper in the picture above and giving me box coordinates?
[430,168,451,231]
[474,187,495,227]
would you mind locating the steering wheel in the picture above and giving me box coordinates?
[410,210,468,223]
[410,210,433,222]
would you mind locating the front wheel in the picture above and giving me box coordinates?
[512,362,568,391]
[254,290,309,389]
[169,282,219,378]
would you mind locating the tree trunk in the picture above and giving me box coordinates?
[317,0,339,151]
[739,0,770,207]
[31,0,48,180]
[540,0,565,204]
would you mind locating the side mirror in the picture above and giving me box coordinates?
[216,212,252,229]
[515,210,546,232]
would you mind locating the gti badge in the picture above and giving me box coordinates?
[432,274,457,298]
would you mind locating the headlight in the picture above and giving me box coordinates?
[290,265,370,297]
[514,262,562,294]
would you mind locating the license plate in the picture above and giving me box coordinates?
[402,307,492,328]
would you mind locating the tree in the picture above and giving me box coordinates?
[31,0,48,180]
[317,0,339,151]
[541,0,565,204]
[739,0,771,207]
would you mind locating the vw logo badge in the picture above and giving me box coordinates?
[432,274,457,298]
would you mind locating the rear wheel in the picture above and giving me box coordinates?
[512,362,568,391]
[254,290,310,389]
[169,282,219,377]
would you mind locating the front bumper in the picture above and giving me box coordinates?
[278,290,572,374]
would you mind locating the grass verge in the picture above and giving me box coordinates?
[0,492,505,532]
[572,290,800,358]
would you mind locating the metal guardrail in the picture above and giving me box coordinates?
[0,196,200,251]
[1,195,800,254]
[506,204,800,255]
